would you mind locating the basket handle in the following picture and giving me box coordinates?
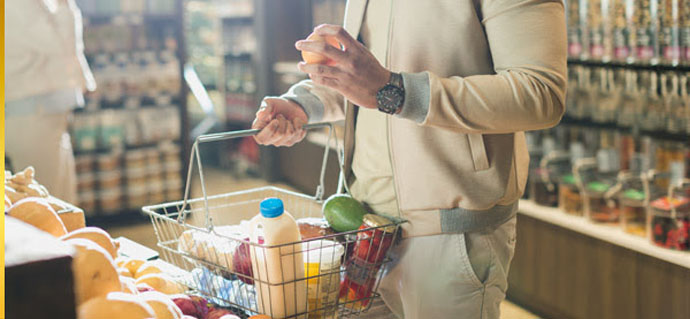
[177,122,343,230]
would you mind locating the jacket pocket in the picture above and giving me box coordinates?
[467,133,490,171]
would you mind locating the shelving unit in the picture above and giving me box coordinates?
[518,200,690,268]
[71,0,188,218]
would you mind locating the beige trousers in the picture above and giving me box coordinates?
[361,216,517,319]
[5,111,77,203]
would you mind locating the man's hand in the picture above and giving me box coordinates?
[296,24,391,109]
[252,97,308,147]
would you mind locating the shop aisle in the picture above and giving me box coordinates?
[105,167,539,319]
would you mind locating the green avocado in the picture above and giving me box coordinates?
[322,194,368,233]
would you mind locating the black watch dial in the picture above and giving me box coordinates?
[376,84,405,114]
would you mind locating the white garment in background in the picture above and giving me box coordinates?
[5,109,78,203]
[5,0,94,202]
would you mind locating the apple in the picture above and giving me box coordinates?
[190,295,210,318]
[171,294,209,318]
[205,308,238,319]
[233,236,263,285]
[171,294,197,317]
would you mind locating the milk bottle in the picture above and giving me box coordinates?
[250,198,307,318]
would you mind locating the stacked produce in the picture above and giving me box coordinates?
[4,167,242,319]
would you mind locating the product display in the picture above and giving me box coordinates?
[303,240,345,319]
[340,214,396,308]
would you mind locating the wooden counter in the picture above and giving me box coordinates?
[507,200,690,319]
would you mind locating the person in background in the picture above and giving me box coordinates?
[253,0,566,318]
[5,0,95,203]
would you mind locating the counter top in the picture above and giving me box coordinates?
[518,199,690,269]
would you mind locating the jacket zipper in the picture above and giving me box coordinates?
[385,0,402,218]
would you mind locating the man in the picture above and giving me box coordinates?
[253,0,566,318]
[5,0,95,202]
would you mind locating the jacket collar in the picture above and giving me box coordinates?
[343,0,368,38]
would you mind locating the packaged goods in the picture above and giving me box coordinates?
[303,240,345,319]
[249,198,307,319]
[98,170,123,189]
[98,188,123,213]
[298,218,336,240]
[125,149,148,169]
[75,155,96,174]
[650,195,690,250]
[77,173,97,192]
[97,152,123,171]
[340,214,395,308]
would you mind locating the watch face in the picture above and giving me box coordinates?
[377,84,404,114]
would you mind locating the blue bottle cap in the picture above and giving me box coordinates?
[260,198,284,218]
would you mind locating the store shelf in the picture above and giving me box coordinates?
[518,199,690,269]
[567,58,690,72]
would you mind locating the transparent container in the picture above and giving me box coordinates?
[124,149,148,169]
[560,174,584,216]
[97,170,123,189]
[620,188,648,236]
[634,0,658,63]
[618,171,649,237]
[682,3,690,64]
[97,152,123,171]
[662,73,686,134]
[303,240,345,319]
[567,0,584,58]
[75,155,96,174]
[612,0,634,62]
[77,191,97,215]
[126,185,149,209]
[98,188,123,214]
[532,151,571,207]
[659,0,681,64]
[77,173,97,192]
[125,166,148,187]
[648,180,690,250]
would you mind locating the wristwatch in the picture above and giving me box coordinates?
[376,72,405,114]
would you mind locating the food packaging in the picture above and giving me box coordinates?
[97,152,123,171]
[75,155,96,174]
[98,188,123,214]
[303,240,345,319]
[97,170,123,189]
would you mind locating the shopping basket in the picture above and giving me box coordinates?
[142,122,405,318]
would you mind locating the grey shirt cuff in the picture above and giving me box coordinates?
[395,72,431,123]
[280,84,324,123]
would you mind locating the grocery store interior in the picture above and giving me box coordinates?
[4,0,690,318]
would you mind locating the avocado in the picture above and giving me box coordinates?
[322,194,368,233]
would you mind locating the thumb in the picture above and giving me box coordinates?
[254,101,274,128]
[293,116,307,130]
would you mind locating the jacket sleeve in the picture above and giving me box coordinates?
[280,79,346,123]
[395,0,567,134]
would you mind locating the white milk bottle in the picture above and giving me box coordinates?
[250,198,307,318]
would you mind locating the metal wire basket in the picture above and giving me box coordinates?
[143,123,404,318]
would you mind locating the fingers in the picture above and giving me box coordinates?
[253,100,274,129]
[295,39,346,62]
[298,62,342,78]
[255,115,305,147]
[313,24,357,49]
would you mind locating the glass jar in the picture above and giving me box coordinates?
[649,190,690,250]
[585,180,620,222]
[560,174,584,216]
[620,188,647,236]
[616,172,649,236]
[567,0,583,58]
[532,151,571,207]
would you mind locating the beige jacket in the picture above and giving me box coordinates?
[284,0,567,237]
